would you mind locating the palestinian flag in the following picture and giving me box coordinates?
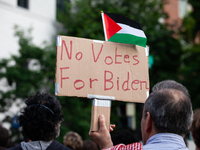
[101,12,147,47]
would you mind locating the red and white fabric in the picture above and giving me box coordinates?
[103,142,142,150]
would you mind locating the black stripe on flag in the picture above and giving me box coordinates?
[104,12,142,30]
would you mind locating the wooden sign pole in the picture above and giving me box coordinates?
[90,99,111,131]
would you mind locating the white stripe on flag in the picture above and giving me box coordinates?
[117,23,146,38]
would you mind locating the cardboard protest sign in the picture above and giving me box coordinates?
[55,36,149,103]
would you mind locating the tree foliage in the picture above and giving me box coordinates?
[178,0,200,110]
[0,0,191,144]
[187,0,200,41]
[0,26,49,111]
[179,44,200,110]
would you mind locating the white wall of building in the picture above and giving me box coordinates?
[0,0,17,6]
[29,0,56,20]
[0,0,63,58]
[0,0,64,129]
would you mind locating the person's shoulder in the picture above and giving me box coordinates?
[6,143,22,150]
[47,140,71,150]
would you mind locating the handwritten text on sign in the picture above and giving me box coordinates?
[55,36,149,103]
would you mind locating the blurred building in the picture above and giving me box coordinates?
[163,0,191,35]
[0,0,63,130]
[0,0,63,59]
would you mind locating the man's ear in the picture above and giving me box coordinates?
[145,112,153,133]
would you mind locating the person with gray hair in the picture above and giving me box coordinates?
[89,80,193,150]
[152,79,189,96]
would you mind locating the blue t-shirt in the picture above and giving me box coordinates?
[143,133,188,150]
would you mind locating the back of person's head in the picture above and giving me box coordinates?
[0,125,9,148]
[82,140,99,150]
[190,109,200,149]
[144,88,193,136]
[152,80,189,96]
[63,131,83,150]
[111,129,140,145]
[19,91,63,141]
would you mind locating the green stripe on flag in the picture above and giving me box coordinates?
[108,33,147,47]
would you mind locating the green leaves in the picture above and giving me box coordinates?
[179,44,200,109]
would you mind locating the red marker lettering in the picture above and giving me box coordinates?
[140,81,149,90]
[61,40,72,60]
[122,72,130,91]
[90,78,98,88]
[104,71,113,91]
[104,56,113,65]
[132,55,139,65]
[75,52,83,60]
[91,43,103,62]
[131,80,139,90]
[124,55,130,63]
[74,80,85,90]
[60,67,69,88]
[115,48,122,64]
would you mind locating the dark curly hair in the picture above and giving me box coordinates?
[18,91,63,141]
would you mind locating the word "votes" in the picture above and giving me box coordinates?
[60,40,140,65]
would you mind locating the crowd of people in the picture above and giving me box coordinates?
[0,80,200,150]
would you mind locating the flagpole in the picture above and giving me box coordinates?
[90,11,112,131]
[101,11,108,41]
[100,10,112,132]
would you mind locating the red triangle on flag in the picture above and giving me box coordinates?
[104,13,122,40]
